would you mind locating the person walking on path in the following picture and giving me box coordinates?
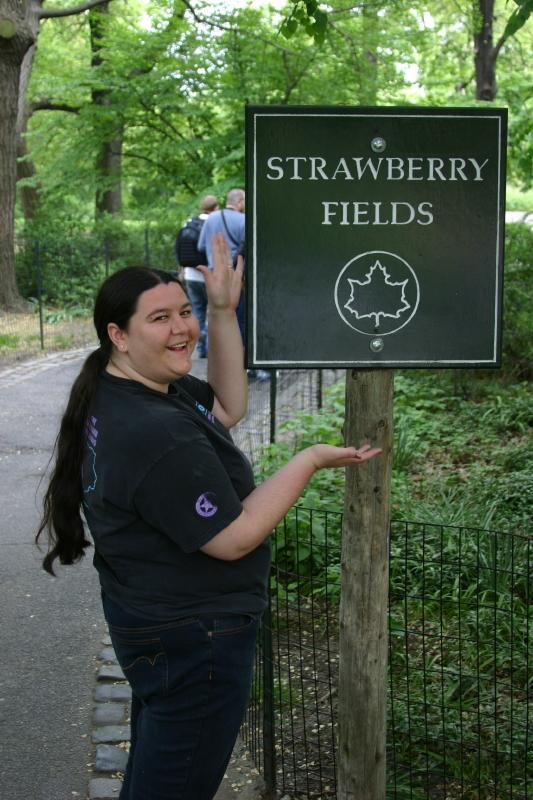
[36,235,381,800]
[198,188,247,343]
[176,194,219,357]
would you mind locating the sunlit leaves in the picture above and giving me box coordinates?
[503,0,533,40]
[280,0,328,44]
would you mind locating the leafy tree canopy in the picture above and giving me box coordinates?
[19,0,533,240]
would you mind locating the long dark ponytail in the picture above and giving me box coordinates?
[36,266,183,574]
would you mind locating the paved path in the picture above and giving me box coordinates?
[0,347,104,800]
[0,347,267,800]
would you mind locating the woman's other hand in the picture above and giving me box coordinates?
[309,443,382,469]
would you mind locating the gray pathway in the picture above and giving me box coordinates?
[0,347,267,800]
[0,347,104,800]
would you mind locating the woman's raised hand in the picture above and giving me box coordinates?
[196,234,244,312]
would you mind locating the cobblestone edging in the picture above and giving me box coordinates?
[89,633,265,800]
[89,634,129,799]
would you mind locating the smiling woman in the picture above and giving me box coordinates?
[35,235,380,800]
[105,281,200,391]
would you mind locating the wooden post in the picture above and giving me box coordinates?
[337,369,394,800]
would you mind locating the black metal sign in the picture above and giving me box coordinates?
[245,105,507,368]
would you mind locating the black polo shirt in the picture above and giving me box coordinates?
[82,371,270,620]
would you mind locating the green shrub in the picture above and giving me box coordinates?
[15,222,178,308]
[260,372,531,553]
[502,223,533,380]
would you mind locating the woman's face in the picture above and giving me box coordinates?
[114,281,200,390]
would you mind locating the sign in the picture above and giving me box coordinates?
[245,106,507,368]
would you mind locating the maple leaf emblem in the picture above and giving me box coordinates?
[344,260,411,326]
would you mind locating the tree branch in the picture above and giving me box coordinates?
[492,31,508,63]
[39,0,114,20]
[30,99,81,113]
[181,0,297,55]
[122,150,174,175]
[455,72,475,92]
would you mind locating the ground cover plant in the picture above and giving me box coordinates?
[259,370,531,537]
[258,371,531,797]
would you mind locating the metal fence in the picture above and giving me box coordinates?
[242,511,531,799]
[232,369,345,470]
[1,233,174,365]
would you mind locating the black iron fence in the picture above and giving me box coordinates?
[1,233,173,363]
[232,369,345,470]
[242,511,531,799]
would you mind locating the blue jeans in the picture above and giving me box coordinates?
[185,281,208,356]
[102,595,259,800]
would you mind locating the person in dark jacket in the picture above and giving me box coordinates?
[176,194,219,357]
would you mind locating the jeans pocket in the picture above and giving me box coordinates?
[110,631,168,699]
[211,614,257,637]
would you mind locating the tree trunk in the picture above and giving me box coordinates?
[474,0,497,100]
[95,133,123,215]
[90,1,123,218]
[16,124,40,221]
[16,42,40,222]
[0,2,37,309]
[359,3,379,105]
[337,369,393,800]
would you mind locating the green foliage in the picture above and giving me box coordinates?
[15,220,177,311]
[260,369,531,580]
[280,0,328,44]
[0,334,20,348]
[266,371,530,794]
[503,0,533,39]
[506,185,533,209]
[390,375,532,533]
[502,223,533,379]
[20,0,533,233]
[44,306,92,324]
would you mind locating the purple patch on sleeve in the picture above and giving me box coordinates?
[195,493,218,518]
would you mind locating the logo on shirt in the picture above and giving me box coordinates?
[195,402,215,424]
[195,492,218,518]
[83,415,99,497]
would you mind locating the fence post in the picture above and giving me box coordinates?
[262,597,277,797]
[104,237,110,277]
[35,240,45,350]
[144,228,150,266]
[337,369,393,800]
[269,369,277,444]
[317,369,323,410]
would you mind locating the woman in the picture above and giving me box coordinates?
[37,234,380,800]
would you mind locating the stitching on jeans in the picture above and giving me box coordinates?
[123,651,165,671]
[212,618,257,637]
[113,637,161,645]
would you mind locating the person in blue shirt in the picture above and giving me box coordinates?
[198,188,269,380]
[198,188,245,268]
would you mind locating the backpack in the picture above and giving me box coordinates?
[175,216,205,267]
